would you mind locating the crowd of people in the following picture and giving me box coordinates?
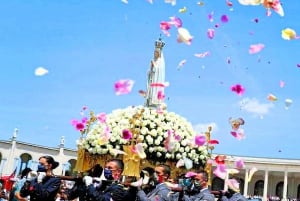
[0,155,248,201]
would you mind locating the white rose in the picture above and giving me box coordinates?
[156,152,162,157]
[179,147,184,153]
[149,122,156,129]
[166,153,172,158]
[150,129,157,137]
[146,135,153,145]
[149,147,154,153]
[184,146,190,152]
[140,127,148,135]
[181,139,187,147]
[142,143,148,148]
[154,139,160,146]
[176,153,182,159]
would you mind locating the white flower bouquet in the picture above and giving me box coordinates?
[75,105,209,168]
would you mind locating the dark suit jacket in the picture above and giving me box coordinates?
[137,183,171,201]
[21,176,61,201]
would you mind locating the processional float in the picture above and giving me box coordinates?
[74,37,214,181]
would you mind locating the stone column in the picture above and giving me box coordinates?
[5,129,18,175]
[244,169,249,197]
[263,170,269,201]
[283,170,288,201]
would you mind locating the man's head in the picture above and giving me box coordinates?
[21,167,32,179]
[154,164,171,184]
[193,170,209,190]
[104,159,124,181]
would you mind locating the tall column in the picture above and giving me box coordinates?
[5,128,18,175]
[263,170,269,201]
[283,170,288,201]
[244,169,249,197]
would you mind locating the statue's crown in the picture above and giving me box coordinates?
[155,37,165,51]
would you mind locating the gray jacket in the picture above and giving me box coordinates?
[183,188,215,201]
[137,183,171,201]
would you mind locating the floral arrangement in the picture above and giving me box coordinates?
[73,105,211,169]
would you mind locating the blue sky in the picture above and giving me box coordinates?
[0,0,299,159]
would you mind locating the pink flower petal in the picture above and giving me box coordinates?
[231,84,245,96]
[213,164,227,179]
[185,171,197,178]
[230,130,245,140]
[97,112,107,123]
[195,135,206,146]
[114,79,134,95]
[177,59,187,69]
[150,82,169,87]
[194,51,210,58]
[279,80,285,88]
[160,21,171,30]
[235,158,245,169]
[157,90,165,101]
[208,11,214,22]
[122,129,133,140]
[75,122,85,131]
[70,119,79,126]
[81,117,88,124]
[249,43,265,54]
[208,139,219,145]
[207,28,215,39]
[169,16,182,28]
[221,15,229,23]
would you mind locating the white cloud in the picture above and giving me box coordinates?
[193,122,218,134]
[239,97,274,118]
[34,67,49,76]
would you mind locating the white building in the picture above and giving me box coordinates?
[1,130,300,201]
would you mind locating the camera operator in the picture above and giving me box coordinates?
[219,178,247,201]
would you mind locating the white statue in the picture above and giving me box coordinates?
[145,38,165,107]
[13,128,18,139]
[60,136,65,145]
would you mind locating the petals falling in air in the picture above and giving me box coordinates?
[221,15,229,23]
[207,29,215,39]
[194,135,206,146]
[34,67,49,76]
[194,51,210,58]
[281,28,298,40]
[169,16,182,28]
[249,43,265,54]
[267,93,277,101]
[177,27,193,45]
[231,84,245,96]
[97,112,107,123]
[114,79,134,95]
[235,158,245,169]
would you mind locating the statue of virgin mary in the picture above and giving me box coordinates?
[145,38,166,108]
